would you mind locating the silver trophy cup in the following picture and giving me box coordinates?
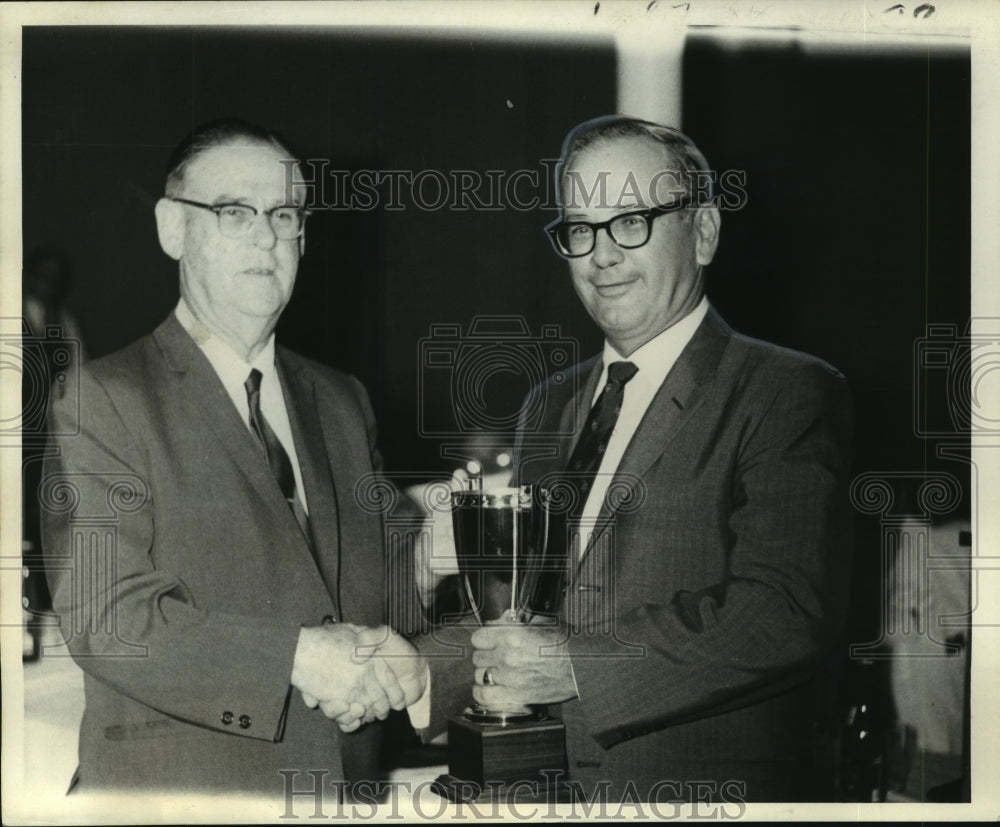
[451,483,566,720]
[434,482,569,801]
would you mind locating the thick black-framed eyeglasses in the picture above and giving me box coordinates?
[544,196,691,259]
[169,197,310,240]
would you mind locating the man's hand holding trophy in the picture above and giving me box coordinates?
[420,466,572,802]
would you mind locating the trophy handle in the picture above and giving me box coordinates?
[534,496,551,620]
[514,487,557,623]
[509,503,520,622]
[462,573,484,626]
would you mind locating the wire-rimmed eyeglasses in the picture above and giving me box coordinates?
[544,196,691,259]
[169,197,310,240]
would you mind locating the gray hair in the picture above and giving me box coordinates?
[164,118,299,195]
[557,115,714,210]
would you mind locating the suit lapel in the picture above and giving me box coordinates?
[153,315,331,606]
[154,316,298,532]
[567,359,604,453]
[278,354,342,609]
[524,356,603,484]
[580,308,732,565]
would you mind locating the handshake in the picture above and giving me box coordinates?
[286,474,463,734]
[290,623,427,732]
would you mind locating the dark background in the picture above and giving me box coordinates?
[680,37,971,650]
[22,26,612,475]
[23,25,970,694]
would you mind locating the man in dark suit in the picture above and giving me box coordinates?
[468,116,854,802]
[40,120,427,797]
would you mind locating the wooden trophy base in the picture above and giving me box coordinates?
[432,708,568,803]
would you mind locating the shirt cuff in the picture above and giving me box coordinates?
[568,651,581,700]
[405,663,432,730]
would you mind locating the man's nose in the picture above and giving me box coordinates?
[249,212,278,250]
[591,226,624,268]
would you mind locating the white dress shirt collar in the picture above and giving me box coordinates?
[576,296,709,556]
[594,296,709,403]
[174,298,308,512]
[175,297,277,396]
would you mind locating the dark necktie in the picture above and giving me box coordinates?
[244,369,311,543]
[542,360,639,612]
[566,360,639,506]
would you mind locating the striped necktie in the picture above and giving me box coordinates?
[244,368,311,544]
[566,360,639,505]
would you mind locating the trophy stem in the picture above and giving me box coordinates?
[510,509,518,618]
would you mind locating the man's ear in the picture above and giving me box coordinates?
[694,203,721,267]
[154,198,185,261]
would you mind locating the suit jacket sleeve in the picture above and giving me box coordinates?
[567,360,853,749]
[341,372,475,738]
[41,369,302,742]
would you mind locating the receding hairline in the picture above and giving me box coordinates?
[164,121,301,196]
[561,132,685,178]
[558,134,697,215]
[556,117,715,209]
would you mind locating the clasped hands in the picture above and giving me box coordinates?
[291,623,426,732]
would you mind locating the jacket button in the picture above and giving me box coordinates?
[321,615,337,626]
[238,714,251,729]
[221,711,234,725]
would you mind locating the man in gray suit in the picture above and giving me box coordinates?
[468,116,853,802]
[40,119,428,797]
